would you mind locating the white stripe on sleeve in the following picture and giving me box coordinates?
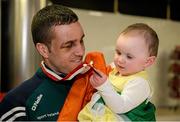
[0,107,26,121]
[7,112,26,121]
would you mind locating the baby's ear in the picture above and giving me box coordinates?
[144,56,156,68]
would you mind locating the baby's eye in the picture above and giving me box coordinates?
[117,52,121,55]
[127,55,133,59]
[115,49,121,55]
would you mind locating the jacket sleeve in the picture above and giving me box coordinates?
[0,93,27,121]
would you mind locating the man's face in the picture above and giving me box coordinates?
[45,22,85,74]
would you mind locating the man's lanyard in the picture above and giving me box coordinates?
[40,61,92,81]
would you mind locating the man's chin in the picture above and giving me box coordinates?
[74,62,83,68]
[70,62,83,71]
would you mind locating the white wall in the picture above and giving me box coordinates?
[73,8,180,107]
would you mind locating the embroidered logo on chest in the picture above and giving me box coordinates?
[31,94,43,111]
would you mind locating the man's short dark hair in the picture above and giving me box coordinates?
[31,4,78,47]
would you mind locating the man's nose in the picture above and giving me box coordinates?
[75,44,85,56]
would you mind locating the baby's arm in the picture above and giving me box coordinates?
[91,75,151,114]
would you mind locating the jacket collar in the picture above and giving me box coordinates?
[40,61,90,81]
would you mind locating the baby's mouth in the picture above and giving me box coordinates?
[118,65,125,70]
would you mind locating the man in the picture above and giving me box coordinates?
[0,4,108,121]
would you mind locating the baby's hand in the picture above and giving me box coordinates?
[90,69,107,88]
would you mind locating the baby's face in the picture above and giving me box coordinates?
[114,32,150,76]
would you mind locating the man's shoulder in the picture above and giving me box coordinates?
[4,72,43,102]
[0,73,43,121]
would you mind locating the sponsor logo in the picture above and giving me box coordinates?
[31,94,43,111]
[37,112,59,120]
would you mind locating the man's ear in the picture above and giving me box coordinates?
[36,43,49,58]
[144,56,156,68]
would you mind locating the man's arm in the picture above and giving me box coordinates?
[0,94,27,121]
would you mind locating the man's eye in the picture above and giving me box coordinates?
[80,39,84,44]
[66,44,73,48]
[63,42,73,48]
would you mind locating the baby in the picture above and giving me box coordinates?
[78,23,159,121]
